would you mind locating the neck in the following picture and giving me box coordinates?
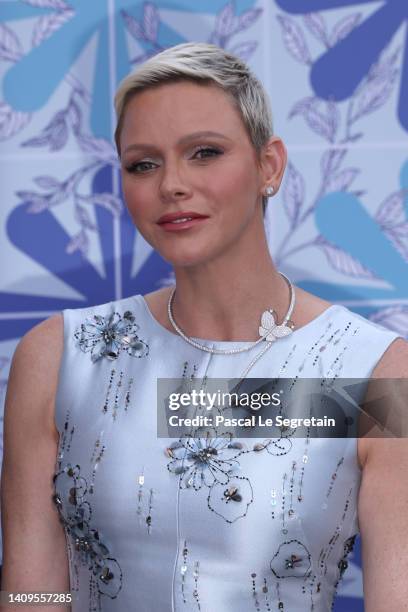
[170,226,293,342]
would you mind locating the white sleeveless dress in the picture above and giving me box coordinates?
[53,295,401,611]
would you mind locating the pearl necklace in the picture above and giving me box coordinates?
[167,271,296,355]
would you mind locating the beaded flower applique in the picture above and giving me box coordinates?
[166,428,254,524]
[53,464,123,603]
[74,310,149,362]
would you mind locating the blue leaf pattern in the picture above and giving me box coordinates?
[277,15,311,65]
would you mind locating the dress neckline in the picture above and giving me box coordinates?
[136,294,344,348]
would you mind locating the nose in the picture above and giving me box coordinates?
[159,156,192,202]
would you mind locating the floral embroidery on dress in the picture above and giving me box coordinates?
[53,463,123,603]
[252,436,293,456]
[270,539,312,579]
[167,429,243,489]
[208,475,254,524]
[332,534,357,595]
[74,310,149,362]
[166,429,253,523]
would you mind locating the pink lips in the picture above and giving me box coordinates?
[158,217,209,231]
[157,210,208,224]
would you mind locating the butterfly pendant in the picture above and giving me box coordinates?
[259,309,294,342]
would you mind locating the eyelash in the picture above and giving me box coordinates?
[125,146,222,174]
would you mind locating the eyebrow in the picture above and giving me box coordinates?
[123,131,231,154]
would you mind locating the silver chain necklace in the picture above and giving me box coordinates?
[167,271,296,393]
[167,271,296,356]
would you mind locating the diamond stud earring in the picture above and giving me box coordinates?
[264,185,274,197]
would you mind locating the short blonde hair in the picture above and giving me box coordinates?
[114,42,274,214]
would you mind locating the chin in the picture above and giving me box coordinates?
[159,250,209,269]
[140,224,230,267]
[156,240,219,268]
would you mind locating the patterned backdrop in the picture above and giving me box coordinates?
[1,1,407,608]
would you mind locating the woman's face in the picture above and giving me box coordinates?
[119,80,280,268]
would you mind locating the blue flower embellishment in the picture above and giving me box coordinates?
[167,431,243,490]
[276,0,408,132]
[166,430,254,523]
[53,464,123,599]
[74,310,149,362]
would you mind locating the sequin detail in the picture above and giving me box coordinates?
[167,429,254,523]
[167,429,243,490]
[74,310,149,362]
[53,464,123,602]
[53,298,392,610]
[179,541,202,609]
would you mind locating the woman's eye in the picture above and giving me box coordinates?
[125,147,221,174]
[126,161,156,174]
[193,147,222,159]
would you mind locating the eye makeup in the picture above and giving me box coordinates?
[123,146,224,175]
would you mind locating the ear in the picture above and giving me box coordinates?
[258,137,287,194]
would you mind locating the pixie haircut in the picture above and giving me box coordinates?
[114,42,274,215]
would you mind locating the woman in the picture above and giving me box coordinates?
[2,42,408,612]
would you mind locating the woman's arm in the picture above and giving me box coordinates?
[358,338,408,612]
[0,315,70,611]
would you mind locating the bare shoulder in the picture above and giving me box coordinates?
[15,313,63,354]
[294,286,332,309]
[11,314,64,390]
[358,337,408,469]
[293,286,333,326]
[371,337,408,377]
[5,314,64,436]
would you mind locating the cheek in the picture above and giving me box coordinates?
[212,157,258,198]
[122,177,151,221]
[209,163,258,220]
[122,175,138,204]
